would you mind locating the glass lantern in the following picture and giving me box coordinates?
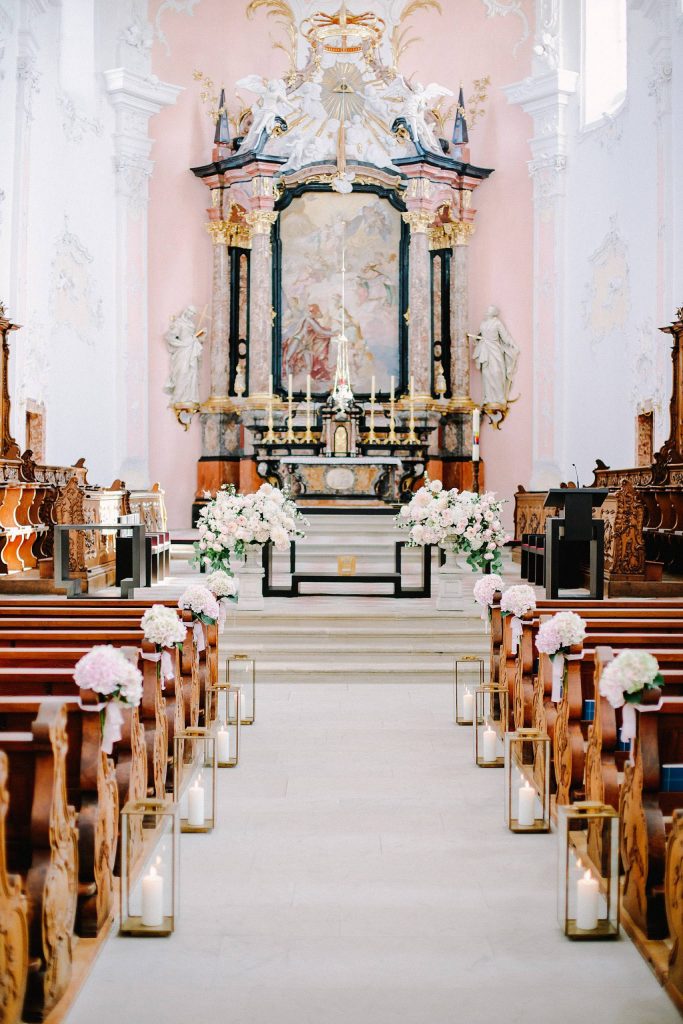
[474,685,508,767]
[205,680,241,768]
[453,656,484,726]
[505,729,551,832]
[557,802,620,940]
[120,798,179,936]
[226,654,256,725]
[173,727,217,833]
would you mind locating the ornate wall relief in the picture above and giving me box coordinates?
[57,92,103,144]
[582,215,630,346]
[155,0,203,56]
[50,217,104,346]
[480,1,529,55]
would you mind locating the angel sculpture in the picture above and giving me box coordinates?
[404,81,453,155]
[236,75,295,152]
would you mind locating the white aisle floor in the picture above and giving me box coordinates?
[65,681,678,1024]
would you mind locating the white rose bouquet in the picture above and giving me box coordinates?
[74,645,143,754]
[499,583,536,653]
[194,483,308,571]
[535,611,586,702]
[473,574,504,613]
[599,649,663,744]
[395,478,507,573]
[140,605,186,686]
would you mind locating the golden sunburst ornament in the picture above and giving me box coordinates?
[320,63,366,121]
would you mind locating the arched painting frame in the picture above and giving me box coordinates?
[272,182,409,399]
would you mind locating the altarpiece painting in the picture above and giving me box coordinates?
[278,192,402,396]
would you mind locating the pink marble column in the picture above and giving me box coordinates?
[449,225,474,400]
[205,221,231,398]
[402,210,434,399]
[246,210,278,398]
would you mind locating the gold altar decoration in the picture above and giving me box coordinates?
[474,684,508,768]
[390,0,442,67]
[302,7,386,54]
[453,655,484,726]
[557,802,620,940]
[119,798,179,937]
[504,729,551,833]
[227,654,256,726]
[173,727,218,833]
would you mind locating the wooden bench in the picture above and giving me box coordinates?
[0,701,79,1022]
[0,748,29,1024]
[0,695,118,939]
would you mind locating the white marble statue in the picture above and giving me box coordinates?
[346,114,396,170]
[236,75,294,152]
[403,81,453,155]
[163,305,203,405]
[471,306,520,407]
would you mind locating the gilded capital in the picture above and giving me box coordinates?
[205,219,252,249]
[451,221,474,246]
[402,210,434,235]
[429,220,475,249]
[246,210,279,235]
[205,220,231,245]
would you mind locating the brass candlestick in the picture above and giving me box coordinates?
[387,379,398,444]
[367,379,379,444]
[263,396,276,444]
[406,389,418,445]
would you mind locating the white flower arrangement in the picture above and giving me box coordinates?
[140,605,187,649]
[395,478,507,573]
[194,483,308,572]
[73,645,143,754]
[599,650,663,710]
[473,574,504,610]
[535,611,587,702]
[535,611,586,657]
[500,584,536,619]
[178,584,220,624]
[205,570,238,600]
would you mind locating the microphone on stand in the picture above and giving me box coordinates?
[572,463,580,488]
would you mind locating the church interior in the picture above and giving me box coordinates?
[1,1,683,1021]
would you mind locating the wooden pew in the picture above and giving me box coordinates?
[620,694,683,939]
[522,618,683,804]
[0,625,184,786]
[0,701,79,1022]
[0,651,164,803]
[665,809,683,1011]
[0,748,29,1024]
[0,695,118,938]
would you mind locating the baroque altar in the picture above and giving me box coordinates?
[190,4,493,515]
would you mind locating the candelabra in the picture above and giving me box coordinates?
[406,376,418,445]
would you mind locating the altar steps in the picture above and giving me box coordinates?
[219,602,489,684]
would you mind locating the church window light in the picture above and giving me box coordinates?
[582,0,627,127]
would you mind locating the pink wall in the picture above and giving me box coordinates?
[148,1,534,528]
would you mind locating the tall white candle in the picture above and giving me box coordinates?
[371,375,375,404]
[472,407,480,462]
[188,777,205,827]
[517,779,535,827]
[306,374,311,402]
[472,407,480,433]
[410,374,414,398]
[576,869,599,930]
[216,727,230,763]
[462,688,474,723]
[268,373,273,397]
[141,864,163,927]
[483,726,497,762]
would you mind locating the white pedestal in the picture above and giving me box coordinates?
[235,545,265,611]
[436,549,464,611]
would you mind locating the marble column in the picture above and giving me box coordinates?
[205,220,231,399]
[449,223,474,401]
[246,210,278,399]
[402,210,433,400]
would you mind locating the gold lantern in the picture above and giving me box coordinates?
[557,802,620,940]
[173,727,217,833]
[119,798,179,936]
[504,729,551,832]
[474,684,508,767]
[226,653,256,725]
[205,679,241,767]
[453,655,484,726]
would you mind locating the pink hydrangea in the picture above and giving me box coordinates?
[178,584,220,622]
[473,574,504,609]
[73,645,143,706]
[599,649,661,709]
[500,584,536,618]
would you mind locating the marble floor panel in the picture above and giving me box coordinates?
[65,682,679,1024]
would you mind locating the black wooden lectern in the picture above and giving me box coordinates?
[544,488,610,599]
